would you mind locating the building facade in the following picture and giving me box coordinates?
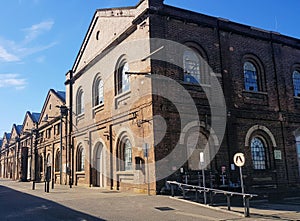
[1,0,300,196]
[0,90,67,186]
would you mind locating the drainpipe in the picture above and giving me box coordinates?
[65,112,68,185]
[59,113,63,184]
[52,143,54,189]
[69,70,74,188]
[109,124,113,190]
[65,69,73,187]
[16,138,20,181]
[270,34,289,186]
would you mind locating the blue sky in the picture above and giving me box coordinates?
[0,0,299,137]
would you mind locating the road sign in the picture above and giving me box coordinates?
[233,153,245,167]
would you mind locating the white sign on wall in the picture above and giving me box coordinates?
[274,150,282,160]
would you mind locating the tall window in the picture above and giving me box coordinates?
[116,61,130,95]
[183,49,201,84]
[55,150,60,172]
[293,70,300,97]
[124,139,132,171]
[77,147,85,171]
[76,88,84,115]
[250,137,266,170]
[244,61,258,92]
[93,77,104,106]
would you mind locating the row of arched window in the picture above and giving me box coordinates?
[74,137,133,172]
[46,133,295,173]
[75,44,300,115]
[76,59,130,115]
[182,44,300,97]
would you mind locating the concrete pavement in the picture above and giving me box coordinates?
[0,179,299,221]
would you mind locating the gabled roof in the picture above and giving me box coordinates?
[70,1,150,74]
[38,89,66,125]
[31,112,41,123]
[16,125,23,135]
[8,124,23,144]
[56,91,66,102]
[5,133,11,142]
[1,132,11,148]
[20,111,40,135]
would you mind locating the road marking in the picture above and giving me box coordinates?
[175,211,220,220]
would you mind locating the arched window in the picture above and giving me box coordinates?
[183,49,201,84]
[124,139,132,171]
[250,137,266,170]
[77,146,85,172]
[292,70,300,97]
[116,60,130,95]
[244,61,258,92]
[55,150,60,172]
[93,77,104,106]
[76,88,84,115]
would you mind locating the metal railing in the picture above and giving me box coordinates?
[167,181,257,217]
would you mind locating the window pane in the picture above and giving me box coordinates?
[124,139,132,171]
[244,62,258,92]
[81,148,85,171]
[117,61,130,95]
[77,90,84,114]
[293,71,300,97]
[183,50,200,84]
[94,79,104,106]
[80,92,84,113]
[122,62,130,92]
[99,80,104,104]
[251,137,266,170]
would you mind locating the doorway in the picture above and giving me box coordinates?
[94,143,105,187]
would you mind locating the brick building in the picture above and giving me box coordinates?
[0,90,66,185]
[65,0,300,194]
[1,0,300,196]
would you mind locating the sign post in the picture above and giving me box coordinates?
[200,152,207,204]
[233,153,247,217]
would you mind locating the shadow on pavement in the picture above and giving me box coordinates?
[0,185,105,221]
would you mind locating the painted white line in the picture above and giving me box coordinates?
[169,196,244,217]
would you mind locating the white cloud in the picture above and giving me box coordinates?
[0,19,56,64]
[18,41,58,57]
[0,74,27,89]
[23,20,54,43]
[0,46,20,62]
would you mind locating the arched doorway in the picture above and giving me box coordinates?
[93,143,105,187]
